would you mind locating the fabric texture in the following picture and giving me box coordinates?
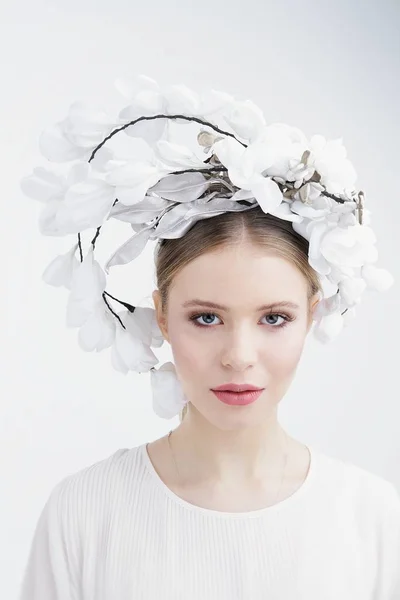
[19,443,400,600]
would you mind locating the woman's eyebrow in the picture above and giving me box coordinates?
[182,299,300,311]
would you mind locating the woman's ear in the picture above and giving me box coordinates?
[152,289,169,342]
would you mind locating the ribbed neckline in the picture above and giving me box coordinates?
[140,441,318,519]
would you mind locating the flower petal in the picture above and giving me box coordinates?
[313,312,344,343]
[109,195,170,224]
[269,201,303,223]
[38,199,65,236]
[78,307,116,352]
[105,160,162,188]
[122,117,167,144]
[116,180,162,206]
[224,99,266,141]
[313,293,341,320]
[42,243,80,289]
[20,167,64,202]
[361,265,394,291]
[112,322,158,371]
[213,137,245,169]
[150,361,188,419]
[104,224,154,273]
[60,178,116,232]
[163,84,201,115]
[338,277,367,306]
[251,177,283,213]
[150,172,208,202]
[308,222,332,275]
[155,140,205,169]
[39,122,87,163]
[63,102,115,148]
[66,248,106,326]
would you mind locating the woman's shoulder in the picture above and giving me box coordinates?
[47,444,146,511]
[312,446,400,516]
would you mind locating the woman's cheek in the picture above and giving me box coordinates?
[169,326,206,369]
[263,329,306,373]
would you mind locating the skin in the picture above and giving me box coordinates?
[150,241,320,509]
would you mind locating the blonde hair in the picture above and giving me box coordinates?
[154,205,322,421]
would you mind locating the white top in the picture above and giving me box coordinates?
[19,443,400,600]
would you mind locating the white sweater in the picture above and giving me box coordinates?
[19,443,400,600]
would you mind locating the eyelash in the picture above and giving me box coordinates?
[188,312,295,330]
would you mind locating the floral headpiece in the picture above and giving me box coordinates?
[20,74,394,419]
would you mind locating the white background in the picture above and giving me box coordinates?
[1,0,399,597]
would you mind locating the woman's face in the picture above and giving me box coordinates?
[153,242,319,430]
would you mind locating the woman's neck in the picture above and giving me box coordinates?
[168,413,291,488]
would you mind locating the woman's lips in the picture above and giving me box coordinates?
[211,389,264,406]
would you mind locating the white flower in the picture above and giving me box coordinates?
[39,102,117,163]
[312,292,347,343]
[268,201,303,223]
[116,75,169,145]
[21,161,116,236]
[327,264,359,286]
[104,223,154,273]
[313,292,341,320]
[308,135,357,195]
[320,223,377,269]
[306,220,378,277]
[338,276,367,307]
[313,311,344,343]
[294,181,325,206]
[154,140,206,170]
[56,173,116,234]
[116,75,208,145]
[223,99,266,142]
[290,194,331,220]
[124,306,164,349]
[66,247,106,327]
[150,361,188,419]
[89,146,115,173]
[21,167,68,203]
[257,123,314,186]
[261,122,309,147]
[42,243,80,289]
[149,172,209,203]
[110,310,159,374]
[212,137,283,213]
[20,163,90,236]
[162,83,202,115]
[361,265,394,292]
[105,143,169,206]
[166,84,233,116]
[108,195,170,226]
[22,75,395,366]
[77,305,116,352]
[307,220,337,275]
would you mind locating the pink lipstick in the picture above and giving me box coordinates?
[212,389,264,405]
[211,383,264,406]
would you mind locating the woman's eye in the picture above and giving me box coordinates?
[189,312,291,329]
[191,313,220,326]
[263,314,285,326]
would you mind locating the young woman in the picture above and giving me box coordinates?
[19,209,400,600]
[19,76,399,599]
